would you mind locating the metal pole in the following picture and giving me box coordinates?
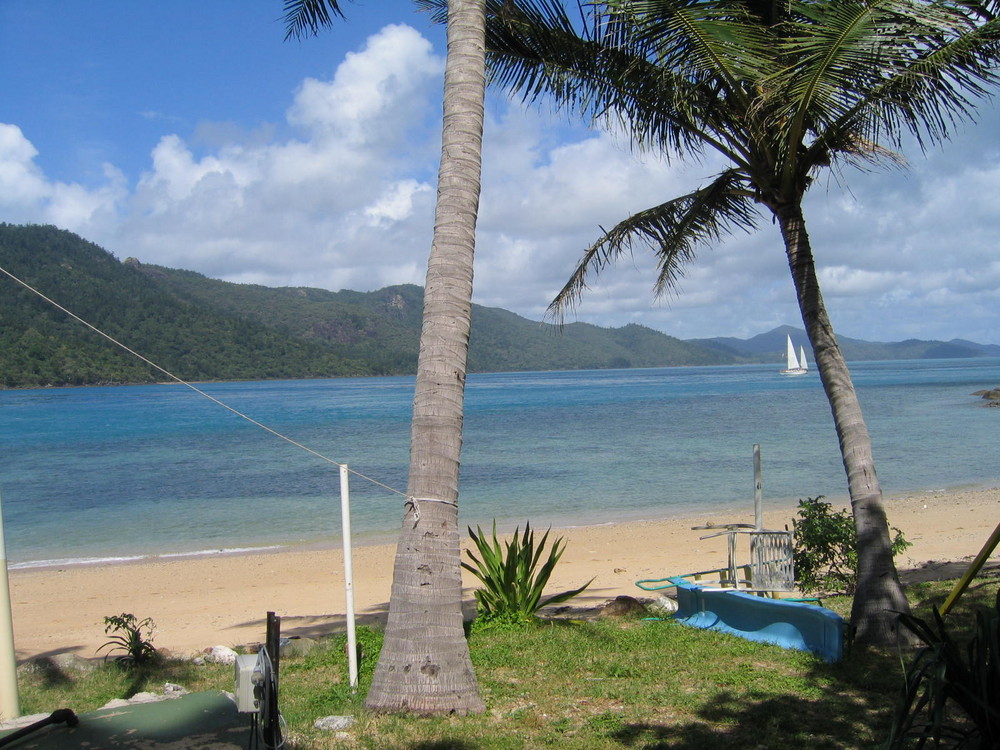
[940,521,1000,616]
[340,464,358,689]
[0,491,21,720]
[753,444,763,530]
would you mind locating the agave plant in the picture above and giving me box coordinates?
[885,592,1000,748]
[463,521,592,624]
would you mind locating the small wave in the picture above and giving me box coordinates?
[158,545,284,559]
[8,545,287,570]
[8,554,149,570]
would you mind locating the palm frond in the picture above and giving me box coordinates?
[549,169,759,321]
[282,0,348,41]
[772,0,1000,175]
[480,0,763,163]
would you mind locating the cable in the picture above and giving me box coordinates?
[0,262,408,500]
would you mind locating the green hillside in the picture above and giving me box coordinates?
[0,224,734,388]
[3,223,992,389]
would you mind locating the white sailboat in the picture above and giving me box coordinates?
[781,334,808,375]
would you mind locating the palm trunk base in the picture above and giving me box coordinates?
[364,500,485,715]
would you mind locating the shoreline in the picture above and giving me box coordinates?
[7,486,999,662]
[9,479,998,573]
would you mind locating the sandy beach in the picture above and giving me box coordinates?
[7,486,999,662]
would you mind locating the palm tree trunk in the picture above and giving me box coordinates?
[364,0,487,714]
[774,201,912,647]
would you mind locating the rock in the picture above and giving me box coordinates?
[648,596,679,615]
[600,595,648,617]
[127,692,163,704]
[315,715,355,731]
[204,645,239,665]
[0,713,52,731]
[163,683,188,696]
[100,698,133,710]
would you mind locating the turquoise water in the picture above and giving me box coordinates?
[1,359,998,567]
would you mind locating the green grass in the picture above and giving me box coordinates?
[15,576,998,749]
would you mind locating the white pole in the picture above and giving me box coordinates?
[0,491,21,720]
[753,444,763,531]
[339,465,358,690]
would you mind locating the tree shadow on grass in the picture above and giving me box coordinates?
[608,646,902,749]
[611,691,878,749]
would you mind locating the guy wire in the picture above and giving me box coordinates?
[0,263,407,500]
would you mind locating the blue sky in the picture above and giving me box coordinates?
[2,0,999,344]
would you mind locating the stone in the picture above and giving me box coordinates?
[315,715,355,731]
[100,699,132,710]
[600,595,648,617]
[204,645,239,665]
[649,595,679,615]
[127,692,162,704]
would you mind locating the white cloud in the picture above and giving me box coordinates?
[2,24,998,345]
[0,123,126,235]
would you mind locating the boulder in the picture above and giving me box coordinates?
[600,595,648,617]
[203,645,239,665]
[315,715,355,732]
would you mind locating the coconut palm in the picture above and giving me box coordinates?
[454,0,1000,645]
[283,0,486,712]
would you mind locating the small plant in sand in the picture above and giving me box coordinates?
[98,613,159,667]
[463,521,593,626]
[793,496,910,594]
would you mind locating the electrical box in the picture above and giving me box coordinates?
[234,654,260,713]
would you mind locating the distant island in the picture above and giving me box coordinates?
[1,223,998,389]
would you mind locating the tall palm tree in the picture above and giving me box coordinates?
[283,0,487,712]
[461,0,1000,645]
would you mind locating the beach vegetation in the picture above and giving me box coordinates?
[447,0,1000,647]
[463,521,594,626]
[15,573,999,748]
[96,613,160,667]
[885,591,1000,749]
[794,496,911,595]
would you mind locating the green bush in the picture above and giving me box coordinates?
[885,592,1000,748]
[463,521,592,626]
[97,613,159,667]
[793,496,910,594]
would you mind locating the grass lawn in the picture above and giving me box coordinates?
[14,573,997,749]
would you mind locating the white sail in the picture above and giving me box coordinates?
[781,334,808,375]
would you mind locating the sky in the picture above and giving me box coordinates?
[1,1,998,344]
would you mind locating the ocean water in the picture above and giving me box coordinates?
[1,359,998,568]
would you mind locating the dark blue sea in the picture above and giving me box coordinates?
[2,359,998,568]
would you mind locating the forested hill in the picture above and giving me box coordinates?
[0,224,732,388]
[2,224,995,389]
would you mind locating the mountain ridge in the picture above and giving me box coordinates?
[1,224,996,389]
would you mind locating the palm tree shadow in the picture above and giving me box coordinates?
[611,690,877,748]
[606,641,903,749]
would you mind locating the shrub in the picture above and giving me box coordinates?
[885,592,1000,748]
[463,521,593,626]
[793,496,910,594]
[97,613,159,667]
